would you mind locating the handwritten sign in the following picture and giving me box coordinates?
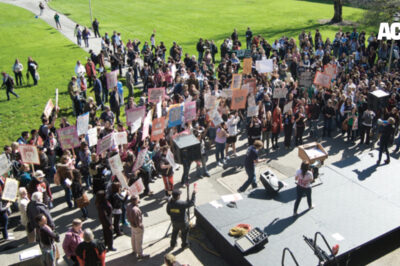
[243,78,257,94]
[0,154,10,176]
[128,178,144,196]
[243,58,252,75]
[19,144,40,165]
[87,127,98,147]
[324,64,337,79]
[247,105,259,117]
[77,112,89,136]
[114,131,128,146]
[151,117,165,141]
[106,70,118,90]
[148,87,165,103]
[126,106,145,133]
[313,71,331,88]
[231,74,242,89]
[204,94,217,110]
[133,148,147,172]
[57,125,80,150]
[210,111,223,126]
[273,85,288,99]
[248,94,256,107]
[184,101,197,122]
[231,89,248,110]
[166,149,179,170]
[220,89,232,99]
[2,178,19,202]
[256,59,273,73]
[142,110,153,141]
[96,133,114,155]
[168,104,183,128]
[108,153,123,174]
[283,101,293,114]
[43,99,54,118]
[299,71,313,88]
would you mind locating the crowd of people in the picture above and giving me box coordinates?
[1,23,400,266]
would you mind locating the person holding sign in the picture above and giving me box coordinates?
[0,192,11,240]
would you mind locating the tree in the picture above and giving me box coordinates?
[331,0,343,23]
[349,0,400,25]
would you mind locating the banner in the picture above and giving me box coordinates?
[87,127,98,147]
[231,89,248,110]
[204,94,217,110]
[184,101,197,122]
[2,178,19,202]
[273,85,288,99]
[255,59,273,73]
[106,70,118,90]
[133,148,147,172]
[77,112,89,136]
[148,87,165,103]
[128,178,144,196]
[43,99,54,118]
[168,104,183,128]
[243,58,252,75]
[96,133,114,155]
[247,105,259,117]
[324,64,337,79]
[126,106,145,133]
[114,131,128,146]
[142,110,153,140]
[57,126,80,150]
[299,71,313,88]
[151,117,165,141]
[313,71,331,88]
[231,74,242,89]
[19,145,40,165]
[220,89,232,99]
[0,154,10,176]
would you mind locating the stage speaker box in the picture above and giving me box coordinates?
[368,90,389,113]
[260,170,284,195]
[172,134,201,164]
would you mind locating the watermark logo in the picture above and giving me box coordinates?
[378,22,400,40]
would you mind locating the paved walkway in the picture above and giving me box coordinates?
[0,0,103,54]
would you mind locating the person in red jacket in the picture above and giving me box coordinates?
[271,106,283,150]
[85,58,96,88]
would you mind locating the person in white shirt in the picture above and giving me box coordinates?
[293,162,314,216]
[225,112,240,159]
[18,187,36,242]
[12,59,23,86]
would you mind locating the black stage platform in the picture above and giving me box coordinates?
[195,150,400,265]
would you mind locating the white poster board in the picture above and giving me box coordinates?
[77,112,89,136]
[114,131,128,146]
[255,59,273,73]
[87,128,98,147]
[0,154,10,176]
[2,178,19,202]
[19,145,40,165]
[128,178,144,196]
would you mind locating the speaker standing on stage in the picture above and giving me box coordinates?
[167,187,197,249]
[238,140,266,192]
[293,162,314,216]
[377,117,395,165]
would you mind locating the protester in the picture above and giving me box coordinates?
[1,71,19,100]
[71,169,89,220]
[92,18,101,38]
[27,56,39,85]
[377,117,395,165]
[12,59,23,86]
[54,13,61,29]
[293,162,314,216]
[238,140,266,192]
[27,192,55,242]
[62,218,83,266]
[0,192,11,241]
[36,213,60,266]
[18,187,36,242]
[76,228,106,266]
[95,190,115,251]
[127,194,149,259]
[110,182,127,237]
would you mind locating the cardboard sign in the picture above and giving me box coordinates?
[108,153,123,174]
[248,94,256,107]
[243,78,257,94]
[87,127,98,147]
[106,70,118,90]
[299,71,313,88]
[142,110,153,140]
[168,104,183,128]
[19,144,40,165]
[204,94,217,110]
[273,85,288,99]
[57,126,80,150]
[151,117,165,141]
[77,112,89,136]
[231,74,242,89]
[148,87,165,103]
[126,106,145,133]
[314,71,331,88]
[184,101,197,122]
[43,99,54,118]
[96,133,114,155]
[247,105,259,117]
[128,178,144,196]
[243,58,252,75]
[0,154,10,176]
[2,178,19,202]
[231,89,248,110]
[256,59,273,73]
[55,88,59,108]
[114,131,128,146]
[220,89,232,99]
[324,64,337,79]
[133,148,147,172]
[283,101,293,114]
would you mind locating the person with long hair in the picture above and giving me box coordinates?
[95,190,115,251]
[71,170,88,220]
[283,108,295,149]
[293,161,314,216]
[271,106,283,150]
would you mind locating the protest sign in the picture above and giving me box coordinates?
[128,178,144,196]
[148,87,165,103]
[156,97,162,118]
[166,149,180,171]
[231,74,242,89]
[151,117,165,141]
[96,133,114,155]
[235,49,251,59]
[19,144,40,165]
[133,148,147,172]
[231,89,248,110]
[210,111,223,126]
[2,178,19,202]
[273,85,288,99]
[247,94,256,107]
[76,112,89,136]
[204,94,217,110]
[255,59,273,73]
[87,127,98,147]
[314,71,331,88]
[126,106,145,133]
[243,78,257,94]
[55,88,59,108]
[114,131,128,146]
[43,99,54,118]
[299,71,313,88]
[247,105,259,117]
[108,153,123,174]
[184,101,197,122]
[106,70,118,90]
[168,104,183,128]
[243,58,252,75]
[0,154,10,176]
[57,126,80,150]
[283,101,293,114]
[220,89,232,99]
[142,110,153,141]
[324,64,337,79]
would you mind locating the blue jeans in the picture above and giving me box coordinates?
[81,206,88,218]
[0,212,8,239]
[294,185,312,213]
[62,183,73,208]
[83,175,92,190]
[196,155,209,177]
[239,167,257,192]
[215,142,225,163]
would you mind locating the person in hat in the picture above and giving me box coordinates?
[27,170,52,207]
[166,186,197,249]
[127,194,149,260]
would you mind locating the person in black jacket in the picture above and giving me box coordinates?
[322,99,335,137]
[309,97,321,139]
[71,169,89,220]
[27,56,39,85]
[90,154,107,195]
[110,182,128,237]
[27,192,55,242]
[92,18,101,38]
[166,187,197,249]
[196,38,205,63]
[76,228,106,266]
[36,213,60,266]
[1,72,19,100]
[377,117,395,165]
[95,190,115,251]
[0,194,11,240]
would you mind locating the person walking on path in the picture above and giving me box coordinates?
[74,24,82,47]
[238,140,266,192]
[1,72,19,100]
[127,194,149,260]
[92,18,101,38]
[54,13,61,30]
[82,27,91,48]
[293,161,314,216]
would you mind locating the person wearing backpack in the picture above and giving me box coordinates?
[1,72,19,100]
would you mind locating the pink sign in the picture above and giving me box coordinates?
[184,101,197,122]
[106,70,118,90]
[57,125,80,150]
[142,110,153,141]
[19,145,40,165]
[96,133,114,155]
[148,87,165,103]
[133,148,148,172]
[43,99,54,118]
[128,178,144,196]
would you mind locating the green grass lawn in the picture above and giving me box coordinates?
[0,3,88,145]
[50,0,374,56]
